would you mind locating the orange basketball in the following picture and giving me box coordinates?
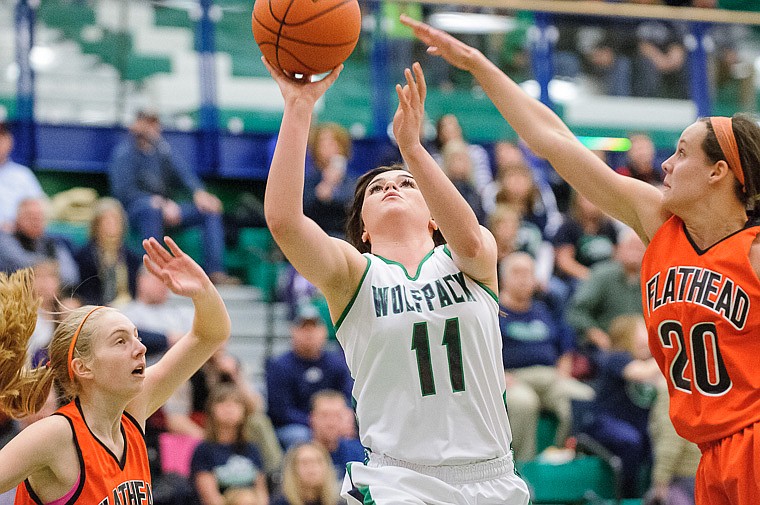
[252,0,361,76]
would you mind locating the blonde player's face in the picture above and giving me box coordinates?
[660,122,714,213]
[86,311,147,397]
[361,170,433,240]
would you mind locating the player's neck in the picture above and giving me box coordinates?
[681,205,747,250]
[370,235,436,273]
[76,394,126,447]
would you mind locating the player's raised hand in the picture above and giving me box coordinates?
[142,237,212,299]
[261,56,343,107]
[393,63,426,152]
[399,14,482,71]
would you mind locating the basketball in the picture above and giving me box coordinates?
[252,0,361,76]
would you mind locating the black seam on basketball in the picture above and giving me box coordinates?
[274,0,298,72]
[271,44,322,73]
[279,0,356,26]
[253,14,357,46]
[264,0,286,23]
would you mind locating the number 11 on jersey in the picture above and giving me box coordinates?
[411,317,465,396]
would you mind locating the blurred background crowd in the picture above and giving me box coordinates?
[2,0,758,503]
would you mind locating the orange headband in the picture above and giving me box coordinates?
[67,306,105,381]
[711,116,745,188]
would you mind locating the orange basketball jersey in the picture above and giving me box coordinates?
[642,215,760,444]
[15,399,152,505]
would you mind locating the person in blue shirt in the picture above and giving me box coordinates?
[499,252,593,461]
[309,389,365,481]
[108,109,237,285]
[580,314,661,498]
[265,305,353,450]
[190,384,268,505]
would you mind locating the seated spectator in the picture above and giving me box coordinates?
[26,260,83,365]
[431,114,492,193]
[74,197,142,306]
[491,157,562,239]
[630,13,688,98]
[0,121,45,233]
[615,133,664,185]
[566,228,645,357]
[163,347,282,476]
[266,305,353,450]
[644,381,700,505]
[108,109,238,285]
[190,384,269,505]
[552,191,618,299]
[271,442,339,505]
[0,197,79,288]
[440,140,486,225]
[488,205,554,295]
[309,389,364,481]
[578,315,660,498]
[553,16,634,96]
[499,252,593,461]
[304,122,355,238]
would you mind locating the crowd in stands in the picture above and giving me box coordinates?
[0,104,702,502]
[1,0,728,491]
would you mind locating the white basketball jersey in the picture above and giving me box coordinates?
[335,245,513,466]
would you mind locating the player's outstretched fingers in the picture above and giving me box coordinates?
[143,237,172,266]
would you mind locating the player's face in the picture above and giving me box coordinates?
[86,311,147,397]
[361,170,432,237]
[660,122,714,213]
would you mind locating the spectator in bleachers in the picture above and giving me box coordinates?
[0,121,45,234]
[630,11,688,98]
[693,0,755,110]
[552,191,618,300]
[108,109,239,285]
[644,381,700,505]
[440,139,487,225]
[615,133,664,185]
[163,347,282,477]
[309,389,364,482]
[270,442,339,505]
[265,304,353,451]
[491,155,562,239]
[553,15,635,96]
[0,197,79,289]
[73,197,142,307]
[26,260,69,365]
[190,384,269,505]
[431,114,492,193]
[304,122,355,238]
[499,252,593,461]
[565,227,645,355]
[488,205,554,294]
[579,314,659,498]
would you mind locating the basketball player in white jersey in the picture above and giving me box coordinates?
[262,57,530,505]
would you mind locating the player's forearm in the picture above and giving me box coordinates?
[400,143,483,256]
[190,283,231,345]
[264,102,312,232]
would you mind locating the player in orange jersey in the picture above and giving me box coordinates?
[0,236,230,504]
[402,15,760,505]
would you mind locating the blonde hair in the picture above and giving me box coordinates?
[0,268,52,417]
[280,442,338,505]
